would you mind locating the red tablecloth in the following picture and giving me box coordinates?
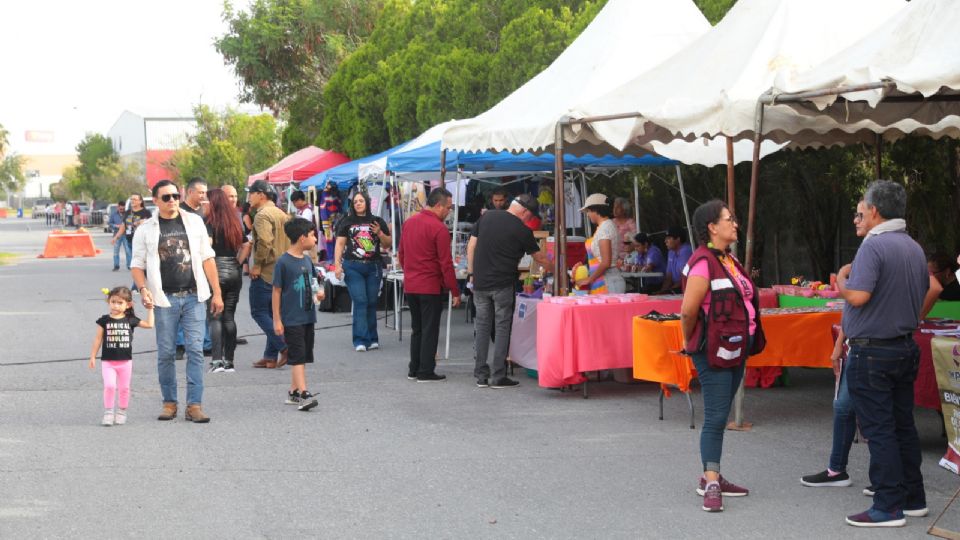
[832,322,946,411]
[536,289,778,388]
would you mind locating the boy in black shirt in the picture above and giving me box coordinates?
[273,218,325,411]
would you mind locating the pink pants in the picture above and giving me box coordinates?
[102,360,132,409]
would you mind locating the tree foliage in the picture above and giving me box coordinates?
[0,154,26,198]
[166,105,281,190]
[217,0,384,152]
[317,0,602,158]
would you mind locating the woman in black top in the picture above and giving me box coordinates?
[334,190,391,351]
[205,188,248,372]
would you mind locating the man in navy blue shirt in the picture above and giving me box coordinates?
[837,180,928,528]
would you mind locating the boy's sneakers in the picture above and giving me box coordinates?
[904,506,929,518]
[355,345,367,352]
[477,378,490,388]
[286,390,302,405]
[696,475,749,497]
[702,481,723,512]
[417,373,447,382]
[222,361,235,373]
[490,377,519,389]
[368,342,379,350]
[845,508,906,528]
[298,391,318,411]
[114,409,127,425]
[863,485,876,497]
[101,409,115,426]
[208,361,224,373]
[407,372,416,380]
[801,469,852,487]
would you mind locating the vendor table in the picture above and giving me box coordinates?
[831,321,955,411]
[631,308,842,394]
[621,271,664,290]
[536,290,779,389]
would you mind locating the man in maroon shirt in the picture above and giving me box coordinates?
[398,187,461,382]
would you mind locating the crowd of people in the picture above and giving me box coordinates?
[87,176,960,528]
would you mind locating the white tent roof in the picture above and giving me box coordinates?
[762,0,960,145]
[441,0,710,155]
[567,0,904,151]
[358,121,459,181]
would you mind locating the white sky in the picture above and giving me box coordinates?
[0,0,255,155]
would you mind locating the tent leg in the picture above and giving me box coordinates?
[633,174,640,230]
[444,170,462,361]
[732,99,767,431]
[726,137,736,209]
[553,122,568,295]
[675,166,694,248]
[581,171,591,238]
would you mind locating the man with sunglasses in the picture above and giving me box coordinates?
[131,179,224,424]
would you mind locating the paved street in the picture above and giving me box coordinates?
[0,218,958,538]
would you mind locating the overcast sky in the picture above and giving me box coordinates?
[0,0,255,155]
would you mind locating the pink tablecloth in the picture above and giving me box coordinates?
[536,289,778,388]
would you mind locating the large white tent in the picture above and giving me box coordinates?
[566,0,904,151]
[766,0,960,145]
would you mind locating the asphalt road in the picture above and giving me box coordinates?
[0,218,957,538]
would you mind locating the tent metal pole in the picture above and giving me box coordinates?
[731,98,767,432]
[633,174,640,231]
[554,121,568,295]
[440,149,447,183]
[675,166,693,248]
[445,169,461,360]
[581,171,591,238]
[875,133,883,179]
[726,137,735,209]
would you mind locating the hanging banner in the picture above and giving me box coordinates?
[932,337,960,474]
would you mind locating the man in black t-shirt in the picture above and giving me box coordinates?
[467,194,549,388]
[180,177,207,216]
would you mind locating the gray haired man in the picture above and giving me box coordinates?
[837,180,928,528]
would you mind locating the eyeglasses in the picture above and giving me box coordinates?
[160,193,181,202]
[718,215,737,224]
[853,212,863,222]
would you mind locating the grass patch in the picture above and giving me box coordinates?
[0,252,18,266]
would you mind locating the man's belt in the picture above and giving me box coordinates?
[847,334,913,346]
[166,288,197,297]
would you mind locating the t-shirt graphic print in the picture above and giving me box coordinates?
[96,315,141,361]
[158,215,196,293]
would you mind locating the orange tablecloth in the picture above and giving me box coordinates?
[632,310,842,392]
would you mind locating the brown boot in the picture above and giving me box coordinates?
[158,402,177,421]
[185,404,210,423]
[252,358,277,369]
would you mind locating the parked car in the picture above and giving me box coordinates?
[32,198,54,217]
[103,203,121,233]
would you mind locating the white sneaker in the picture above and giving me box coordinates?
[114,409,127,425]
[101,410,115,426]
[368,342,380,350]
[355,345,367,352]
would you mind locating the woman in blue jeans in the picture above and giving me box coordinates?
[334,191,391,352]
[680,200,765,513]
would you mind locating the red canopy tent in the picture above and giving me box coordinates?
[247,146,350,185]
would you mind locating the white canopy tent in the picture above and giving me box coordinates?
[566,0,905,151]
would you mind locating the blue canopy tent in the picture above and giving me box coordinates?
[300,143,407,190]
[385,141,675,174]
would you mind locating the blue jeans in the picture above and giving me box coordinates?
[829,360,858,473]
[175,324,211,350]
[113,235,131,269]
[155,293,206,404]
[249,277,285,359]
[847,340,925,513]
[691,348,747,473]
[343,260,381,347]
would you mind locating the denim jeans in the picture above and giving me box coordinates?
[691,346,747,473]
[155,293,206,405]
[473,286,515,382]
[343,260,381,347]
[249,277,285,360]
[829,360,858,473]
[113,235,131,269]
[847,340,925,513]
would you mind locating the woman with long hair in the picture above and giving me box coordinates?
[334,190,391,352]
[680,199,765,513]
[573,193,625,294]
[205,187,247,372]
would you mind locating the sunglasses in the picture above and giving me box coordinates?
[160,193,181,202]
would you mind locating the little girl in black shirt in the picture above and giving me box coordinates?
[88,286,154,426]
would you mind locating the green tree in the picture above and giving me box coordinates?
[0,153,26,198]
[167,106,281,190]
[693,0,737,24]
[73,133,119,197]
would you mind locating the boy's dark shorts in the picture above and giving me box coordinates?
[283,324,315,365]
